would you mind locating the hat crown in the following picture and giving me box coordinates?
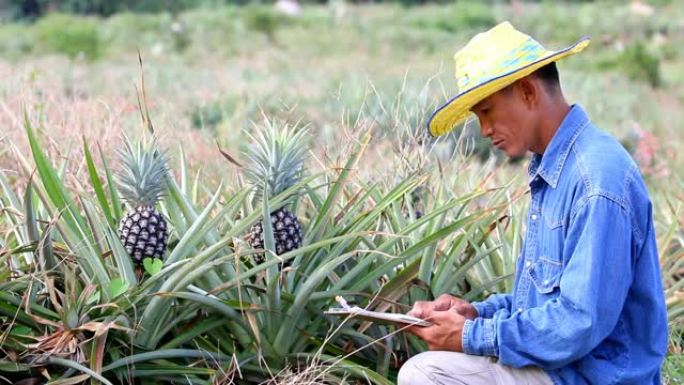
[426,21,590,137]
[454,21,547,93]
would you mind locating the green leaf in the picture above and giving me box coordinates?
[83,137,115,227]
[0,291,59,320]
[46,357,114,385]
[107,278,129,298]
[10,325,33,336]
[0,305,35,328]
[104,226,137,287]
[86,290,101,305]
[262,181,276,265]
[24,113,111,293]
[159,318,226,350]
[0,360,31,372]
[308,131,370,240]
[164,184,223,265]
[24,181,39,245]
[99,143,123,222]
[287,353,395,385]
[143,258,163,276]
[101,349,234,373]
[273,250,357,356]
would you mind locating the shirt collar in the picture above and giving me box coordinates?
[528,104,590,188]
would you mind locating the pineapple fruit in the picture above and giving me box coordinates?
[116,138,169,265]
[243,120,308,266]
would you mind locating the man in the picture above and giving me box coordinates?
[398,22,668,385]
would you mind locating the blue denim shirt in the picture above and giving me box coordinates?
[462,105,668,384]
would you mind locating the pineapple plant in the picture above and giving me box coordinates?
[243,120,309,266]
[408,184,428,219]
[398,173,429,220]
[116,138,170,265]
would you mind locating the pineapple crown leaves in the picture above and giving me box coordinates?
[115,136,169,208]
[242,118,310,204]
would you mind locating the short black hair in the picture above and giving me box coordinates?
[531,62,560,92]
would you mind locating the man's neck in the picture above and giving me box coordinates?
[536,99,571,155]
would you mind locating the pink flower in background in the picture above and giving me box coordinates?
[630,121,669,178]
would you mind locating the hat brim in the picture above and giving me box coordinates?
[427,36,591,137]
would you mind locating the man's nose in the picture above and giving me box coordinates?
[480,123,493,138]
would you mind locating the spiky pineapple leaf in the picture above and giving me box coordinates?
[260,181,281,340]
[104,226,137,286]
[101,349,233,373]
[24,112,111,294]
[23,180,39,245]
[115,137,168,208]
[83,137,115,228]
[308,131,371,241]
[243,118,310,205]
[45,357,114,385]
[99,143,123,222]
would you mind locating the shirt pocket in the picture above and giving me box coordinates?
[541,205,568,263]
[528,257,563,294]
[542,207,566,230]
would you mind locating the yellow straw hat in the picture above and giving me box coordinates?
[427,21,590,137]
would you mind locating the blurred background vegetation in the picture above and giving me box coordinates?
[0,0,682,383]
[0,0,681,172]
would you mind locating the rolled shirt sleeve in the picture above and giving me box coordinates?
[463,316,499,356]
[471,293,513,319]
[462,195,636,369]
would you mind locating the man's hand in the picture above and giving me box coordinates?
[406,308,467,352]
[407,294,478,320]
[404,294,476,352]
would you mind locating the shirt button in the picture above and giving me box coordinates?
[517,308,523,313]
[531,214,538,220]
[543,279,549,285]
[525,261,532,268]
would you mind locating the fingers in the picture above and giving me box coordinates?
[407,296,477,321]
[405,305,436,338]
[452,302,469,314]
[407,300,432,319]
[434,294,478,319]
[453,302,478,320]
[405,324,425,338]
[404,310,467,352]
[405,314,434,339]
[433,294,456,311]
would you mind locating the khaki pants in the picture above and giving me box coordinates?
[398,352,554,385]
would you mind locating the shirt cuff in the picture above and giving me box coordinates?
[471,301,490,318]
[462,318,498,357]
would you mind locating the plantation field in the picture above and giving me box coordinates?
[1,1,683,383]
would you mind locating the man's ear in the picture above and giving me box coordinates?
[516,77,539,110]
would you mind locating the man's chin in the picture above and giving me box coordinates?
[504,148,527,158]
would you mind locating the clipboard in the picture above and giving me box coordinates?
[324,296,432,327]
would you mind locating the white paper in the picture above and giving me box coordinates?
[324,296,432,327]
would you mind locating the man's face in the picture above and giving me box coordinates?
[471,83,538,157]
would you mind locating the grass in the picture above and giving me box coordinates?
[0,1,682,383]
